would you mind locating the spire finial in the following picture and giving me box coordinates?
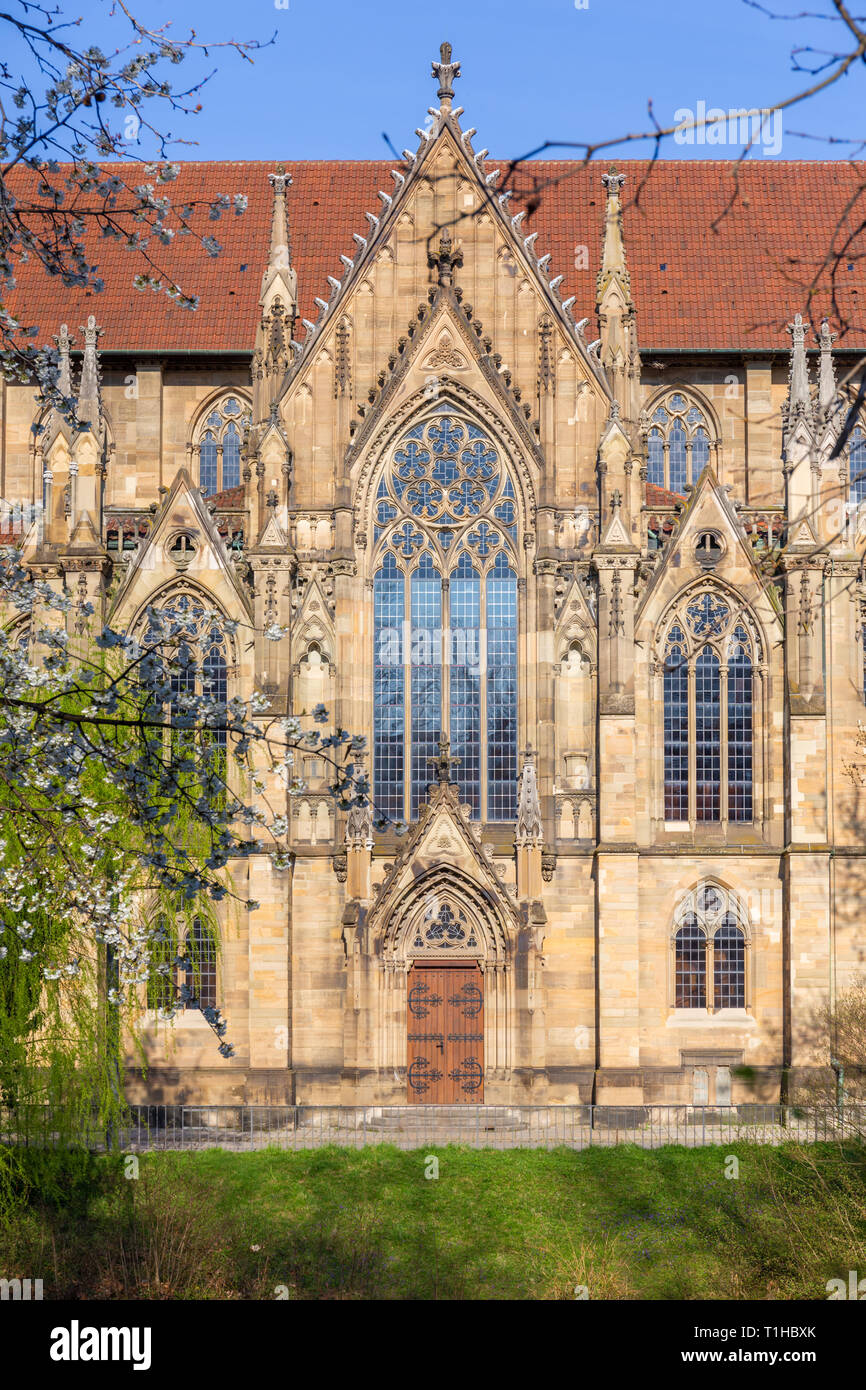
[54,323,73,399]
[597,166,632,306]
[267,164,293,270]
[818,316,838,413]
[432,41,460,105]
[601,164,625,196]
[76,314,102,429]
[786,311,813,421]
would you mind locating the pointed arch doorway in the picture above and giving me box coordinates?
[407,961,484,1103]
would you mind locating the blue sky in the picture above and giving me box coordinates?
[13,0,866,160]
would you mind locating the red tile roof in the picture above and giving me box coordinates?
[645,482,685,507]
[5,159,865,354]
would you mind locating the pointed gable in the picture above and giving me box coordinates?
[109,467,252,628]
[636,466,783,640]
[365,777,519,957]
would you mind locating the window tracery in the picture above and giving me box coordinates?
[645,390,715,494]
[661,587,757,824]
[372,409,519,822]
[192,395,250,498]
[673,883,748,1010]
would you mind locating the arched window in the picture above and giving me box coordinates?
[372,409,519,822]
[141,587,232,752]
[183,917,217,1011]
[645,391,714,494]
[146,915,177,1011]
[675,919,706,1008]
[713,916,746,1008]
[661,589,756,824]
[673,883,749,1011]
[192,395,250,498]
[849,424,866,507]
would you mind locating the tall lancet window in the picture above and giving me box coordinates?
[661,590,757,825]
[141,587,232,754]
[192,395,250,498]
[645,390,714,494]
[372,409,520,823]
[849,425,866,507]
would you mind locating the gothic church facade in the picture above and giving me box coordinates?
[3,46,866,1107]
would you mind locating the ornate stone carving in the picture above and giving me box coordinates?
[515,750,543,848]
[431,40,460,103]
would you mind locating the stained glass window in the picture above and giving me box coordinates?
[372,409,519,822]
[728,627,753,822]
[695,646,720,821]
[675,883,748,1011]
[644,390,714,495]
[669,420,688,495]
[714,917,745,1008]
[410,551,443,820]
[663,625,688,820]
[373,551,405,822]
[194,396,250,497]
[662,590,755,824]
[450,550,481,817]
[184,917,217,1011]
[675,920,706,1008]
[486,551,518,821]
[142,589,232,755]
[146,916,176,1011]
[847,424,866,514]
[648,428,665,488]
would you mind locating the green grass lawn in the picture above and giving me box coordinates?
[3,1141,865,1299]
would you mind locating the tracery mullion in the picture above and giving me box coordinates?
[719,661,729,832]
[688,660,696,825]
[409,552,442,820]
[449,554,481,818]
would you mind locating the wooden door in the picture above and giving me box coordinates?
[407,963,484,1104]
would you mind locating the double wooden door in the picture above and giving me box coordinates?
[406,963,484,1104]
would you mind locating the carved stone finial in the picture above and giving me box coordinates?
[428,226,463,287]
[818,316,838,414]
[597,167,632,308]
[429,733,461,784]
[432,41,460,104]
[611,487,623,510]
[54,323,73,399]
[267,164,293,268]
[76,314,102,427]
[786,311,813,421]
[515,751,543,848]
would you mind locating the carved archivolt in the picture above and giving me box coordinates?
[651,577,765,668]
[379,866,510,966]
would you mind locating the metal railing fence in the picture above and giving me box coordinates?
[2,1103,863,1151]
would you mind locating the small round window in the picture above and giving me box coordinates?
[167,532,198,569]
